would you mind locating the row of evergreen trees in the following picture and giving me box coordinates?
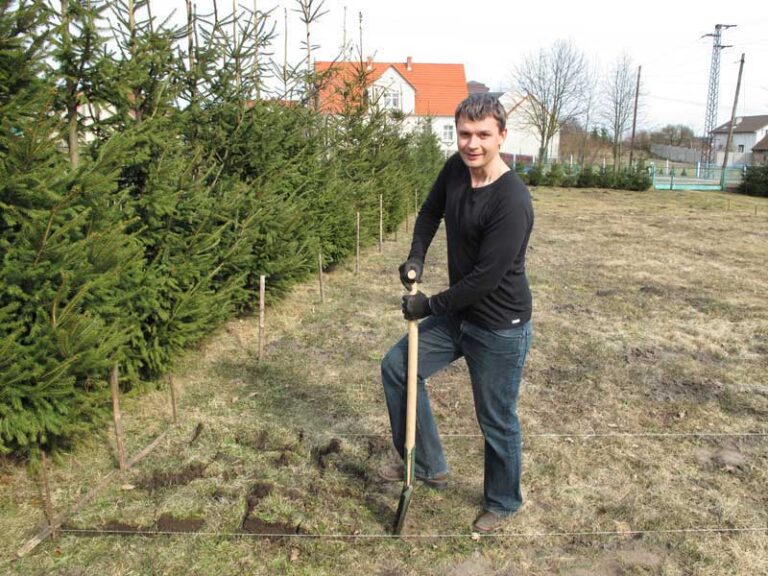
[0,0,444,458]
[521,162,652,191]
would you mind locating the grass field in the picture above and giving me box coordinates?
[2,187,767,575]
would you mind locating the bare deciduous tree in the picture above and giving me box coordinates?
[655,124,695,147]
[578,61,600,167]
[512,40,588,164]
[599,53,636,171]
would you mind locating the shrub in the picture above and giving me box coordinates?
[527,164,543,186]
[737,165,768,197]
[577,165,598,188]
[544,162,564,187]
[562,164,578,187]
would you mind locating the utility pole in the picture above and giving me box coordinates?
[702,24,736,170]
[628,65,641,167]
[720,53,745,189]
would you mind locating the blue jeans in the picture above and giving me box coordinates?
[381,315,532,517]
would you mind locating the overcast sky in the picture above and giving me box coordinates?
[157,0,768,135]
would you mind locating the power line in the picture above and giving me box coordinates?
[642,94,707,107]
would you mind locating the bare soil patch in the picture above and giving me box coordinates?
[156,513,204,533]
[137,461,208,491]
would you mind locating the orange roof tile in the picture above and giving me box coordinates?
[315,59,468,116]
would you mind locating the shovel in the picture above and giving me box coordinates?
[393,271,419,535]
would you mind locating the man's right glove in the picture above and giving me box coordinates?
[402,291,432,320]
[398,258,423,289]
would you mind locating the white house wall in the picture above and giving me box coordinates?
[403,115,456,156]
[712,122,768,154]
[371,68,416,114]
[431,116,458,155]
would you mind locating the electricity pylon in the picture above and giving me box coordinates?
[702,24,736,168]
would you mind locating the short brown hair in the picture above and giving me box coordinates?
[454,93,507,132]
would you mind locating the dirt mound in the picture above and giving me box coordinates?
[61,521,148,536]
[246,481,274,507]
[156,513,204,533]
[312,438,342,469]
[138,461,208,490]
[241,481,299,535]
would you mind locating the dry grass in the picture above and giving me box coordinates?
[1,187,766,575]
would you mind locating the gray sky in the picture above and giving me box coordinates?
[158,1,768,135]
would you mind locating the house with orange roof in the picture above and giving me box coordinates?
[315,56,468,155]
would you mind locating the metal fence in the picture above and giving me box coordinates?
[650,163,745,191]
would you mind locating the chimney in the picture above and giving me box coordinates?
[406,56,413,72]
[366,56,373,71]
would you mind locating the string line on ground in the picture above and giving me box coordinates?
[336,431,768,439]
[56,526,768,540]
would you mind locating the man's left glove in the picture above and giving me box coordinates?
[402,291,432,320]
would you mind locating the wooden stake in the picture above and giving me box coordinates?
[17,428,171,558]
[355,211,360,275]
[258,275,265,361]
[405,202,409,233]
[318,251,325,303]
[379,194,383,252]
[109,364,127,471]
[40,452,57,542]
[168,374,178,425]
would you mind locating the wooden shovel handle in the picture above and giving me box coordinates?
[405,271,418,486]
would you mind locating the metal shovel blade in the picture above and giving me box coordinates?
[393,484,413,535]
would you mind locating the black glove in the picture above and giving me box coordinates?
[398,258,423,289]
[402,291,432,320]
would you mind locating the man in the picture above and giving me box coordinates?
[379,93,534,533]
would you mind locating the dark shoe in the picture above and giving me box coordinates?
[377,462,449,489]
[472,510,509,533]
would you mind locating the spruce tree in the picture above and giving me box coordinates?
[1,0,142,456]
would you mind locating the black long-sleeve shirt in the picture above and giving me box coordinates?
[408,153,533,329]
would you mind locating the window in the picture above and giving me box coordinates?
[382,89,400,110]
[738,144,744,153]
[442,124,454,142]
[371,86,401,111]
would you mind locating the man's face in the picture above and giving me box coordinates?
[456,115,507,170]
